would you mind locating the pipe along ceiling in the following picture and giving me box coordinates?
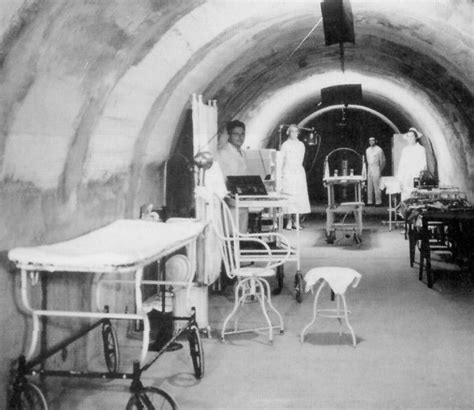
[0,0,472,244]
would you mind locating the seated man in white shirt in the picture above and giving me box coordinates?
[216,120,249,232]
[218,120,248,176]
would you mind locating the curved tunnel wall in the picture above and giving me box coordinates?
[0,1,472,247]
[0,0,473,403]
[238,70,469,192]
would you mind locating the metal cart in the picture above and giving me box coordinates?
[233,193,304,302]
[8,219,206,409]
[323,148,366,245]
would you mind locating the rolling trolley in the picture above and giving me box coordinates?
[323,148,366,246]
[233,193,304,302]
[8,219,206,409]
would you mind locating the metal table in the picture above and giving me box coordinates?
[233,193,304,302]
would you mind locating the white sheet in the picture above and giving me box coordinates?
[9,219,205,272]
[304,267,361,295]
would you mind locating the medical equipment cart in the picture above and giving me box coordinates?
[233,193,304,302]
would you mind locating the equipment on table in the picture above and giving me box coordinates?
[226,175,268,196]
[232,193,304,302]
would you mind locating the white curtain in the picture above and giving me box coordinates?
[191,94,222,285]
[192,93,218,157]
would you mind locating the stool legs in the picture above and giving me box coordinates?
[221,279,247,340]
[300,281,357,347]
[336,294,343,335]
[261,277,284,334]
[221,277,284,343]
[341,294,357,347]
[300,281,326,343]
[255,283,274,342]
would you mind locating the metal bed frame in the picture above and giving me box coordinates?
[8,220,206,409]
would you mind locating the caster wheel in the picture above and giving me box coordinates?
[280,330,285,335]
[188,325,204,379]
[101,321,120,373]
[126,386,177,410]
[295,272,304,303]
[326,232,335,244]
[9,382,48,410]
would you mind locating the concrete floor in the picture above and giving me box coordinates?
[41,215,474,409]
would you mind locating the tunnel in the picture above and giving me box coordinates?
[0,0,473,406]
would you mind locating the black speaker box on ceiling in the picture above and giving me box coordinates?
[321,84,362,106]
[320,0,355,46]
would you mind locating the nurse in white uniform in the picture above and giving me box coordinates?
[280,124,311,229]
[397,128,427,200]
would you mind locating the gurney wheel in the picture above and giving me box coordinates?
[9,382,48,410]
[326,232,335,244]
[295,273,304,303]
[102,321,120,373]
[188,325,204,379]
[353,233,362,246]
[126,386,177,410]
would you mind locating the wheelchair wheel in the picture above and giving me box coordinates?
[102,321,120,373]
[11,382,48,410]
[188,325,204,379]
[295,272,304,303]
[126,386,177,410]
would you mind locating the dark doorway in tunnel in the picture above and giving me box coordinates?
[303,108,395,204]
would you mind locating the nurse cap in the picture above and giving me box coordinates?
[407,127,422,140]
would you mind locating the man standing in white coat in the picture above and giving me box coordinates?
[365,137,386,206]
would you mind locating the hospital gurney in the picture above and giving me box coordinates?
[8,218,206,409]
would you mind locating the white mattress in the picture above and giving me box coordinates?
[8,219,205,272]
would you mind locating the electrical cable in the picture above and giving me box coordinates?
[197,16,325,153]
[288,18,323,60]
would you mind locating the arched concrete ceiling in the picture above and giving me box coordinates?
[0,0,473,240]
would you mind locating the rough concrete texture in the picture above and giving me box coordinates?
[0,1,473,199]
[25,217,474,409]
[0,0,473,406]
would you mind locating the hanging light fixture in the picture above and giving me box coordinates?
[306,130,320,146]
[336,106,348,128]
